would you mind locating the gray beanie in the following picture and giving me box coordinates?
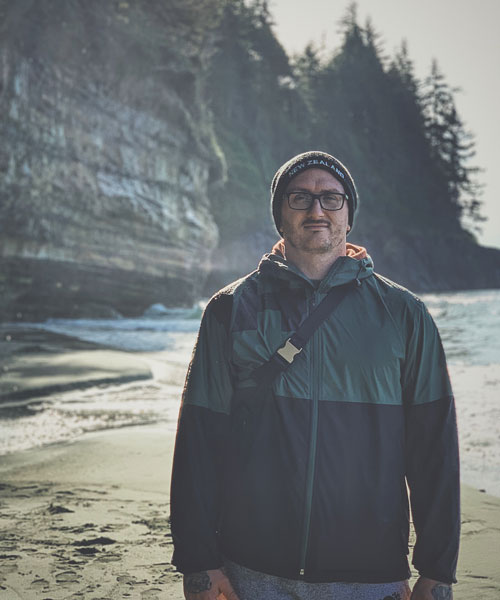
[271,151,358,235]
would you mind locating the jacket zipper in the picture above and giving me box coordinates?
[298,290,321,577]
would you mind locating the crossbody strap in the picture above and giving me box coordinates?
[250,280,357,389]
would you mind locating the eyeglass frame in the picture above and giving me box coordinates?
[284,191,348,211]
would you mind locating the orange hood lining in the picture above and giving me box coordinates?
[271,239,367,260]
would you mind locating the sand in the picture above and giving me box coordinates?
[0,424,183,600]
[0,327,499,599]
[0,423,498,600]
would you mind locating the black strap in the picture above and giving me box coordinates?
[250,280,357,389]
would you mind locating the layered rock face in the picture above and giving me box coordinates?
[0,1,220,319]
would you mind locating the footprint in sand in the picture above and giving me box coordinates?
[96,552,122,563]
[141,589,162,599]
[75,546,98,555]
[154,572,172,585]
[72,535,116,555]
[48,503,74,514]
[71,523,97,533]
[55,569,80,584]
[116,574,139,585]
[461,519,487,535]
[30,576,49,589]
[100,523,127,532]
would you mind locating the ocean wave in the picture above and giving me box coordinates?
[6,302,205,352]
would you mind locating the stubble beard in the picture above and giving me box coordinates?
[284,225,344,255]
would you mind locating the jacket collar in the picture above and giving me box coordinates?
[258,241,374,290]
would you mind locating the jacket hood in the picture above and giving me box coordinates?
[258,240,374,290]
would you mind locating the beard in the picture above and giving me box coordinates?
[281,221,345,255]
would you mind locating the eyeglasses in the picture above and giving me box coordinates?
[285,191,347,211]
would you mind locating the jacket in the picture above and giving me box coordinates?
[170,243,460,584]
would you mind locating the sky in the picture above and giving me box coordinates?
[270,0,500,249]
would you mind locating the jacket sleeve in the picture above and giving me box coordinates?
[402,299,460,584]
[170,293,234,574]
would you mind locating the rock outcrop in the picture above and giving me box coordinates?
[0,0,220,319]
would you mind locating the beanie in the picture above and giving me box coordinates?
[270,151,358,235]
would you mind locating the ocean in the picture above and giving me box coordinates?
[1,290,499,496]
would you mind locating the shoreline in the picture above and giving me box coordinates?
[0,325,153,403]
[0,423,499,599]
[2,325,499,499]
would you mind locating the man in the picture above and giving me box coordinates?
[170,151,460,600]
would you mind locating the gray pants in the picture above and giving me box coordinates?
[223,559,411,600]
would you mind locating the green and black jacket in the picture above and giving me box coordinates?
[170,243,460,584]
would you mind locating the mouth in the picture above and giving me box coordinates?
[303,221,330,230]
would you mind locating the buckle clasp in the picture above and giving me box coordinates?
[276,339,302,364]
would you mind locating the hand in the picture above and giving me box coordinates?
[411,576,453,600]
[183,568,240,600]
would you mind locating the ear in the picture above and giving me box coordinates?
[346,225,351,232]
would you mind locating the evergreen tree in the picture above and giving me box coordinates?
[338,1,358,34]
[363,16,389,69]
[292,42,324,119]
[308,6,399,221]
[389,39,419,99]
[204,0,306,241]
[422,60,483,224]
[203,0,485,251]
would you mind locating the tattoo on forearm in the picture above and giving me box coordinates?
[185,571,212,593]
[431,584,452,600]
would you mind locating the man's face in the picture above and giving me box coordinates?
[280,168,349,255]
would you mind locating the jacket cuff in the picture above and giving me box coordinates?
[416,568,457,586]
[171,549,224,575]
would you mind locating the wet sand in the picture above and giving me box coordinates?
[0,423,499,599]
[0,424,183,600]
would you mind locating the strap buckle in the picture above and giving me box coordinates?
[276,339,302,364]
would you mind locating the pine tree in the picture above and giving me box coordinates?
[387,40,429,160]
[422,60,483,224]
[292,42,323,116]
[389,39,419,99]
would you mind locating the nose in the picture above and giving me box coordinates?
[307,197,326,217]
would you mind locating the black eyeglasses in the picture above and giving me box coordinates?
[285,191,348,211]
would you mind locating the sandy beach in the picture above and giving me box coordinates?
[0,424,499,600]
[0,424,182,600]
[1,326,499,599]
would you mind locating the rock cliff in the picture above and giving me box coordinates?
[0,0,220,319]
